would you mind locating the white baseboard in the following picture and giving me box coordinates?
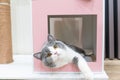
[0,55,108,80]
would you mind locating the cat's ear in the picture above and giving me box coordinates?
[48,34,55,42]
[33,52,42,60]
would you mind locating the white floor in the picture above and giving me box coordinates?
[0,55,108,80]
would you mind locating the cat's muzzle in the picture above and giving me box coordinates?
[43,57,56,68]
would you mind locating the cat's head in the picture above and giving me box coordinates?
[34,34,68,68]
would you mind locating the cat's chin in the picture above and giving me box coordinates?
[43,62,56,68]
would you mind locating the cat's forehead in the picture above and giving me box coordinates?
[47,41,55,46]
[45,40,66,49]
[47,40,62,46]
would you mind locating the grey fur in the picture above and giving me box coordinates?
[34,35,92,68]
[34,35,66,68]
[46,35,66,49]
[43,57,56,67]
[72,56,78,65]
[33,52,42,60]
[34,47,56,68]
[48,34,55,42]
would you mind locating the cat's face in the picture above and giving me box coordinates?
[34,35,68,68]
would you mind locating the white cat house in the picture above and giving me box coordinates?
[32,0,108,80]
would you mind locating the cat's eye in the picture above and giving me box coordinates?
[47,53,52,57]
[54,44,58,49]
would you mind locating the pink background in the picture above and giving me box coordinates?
[32,0,103,72]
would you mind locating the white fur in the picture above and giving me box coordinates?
[48,45,94,80]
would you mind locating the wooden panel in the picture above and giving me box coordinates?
[105,59,120,80]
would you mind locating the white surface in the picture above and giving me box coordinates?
[10,0,33,54]
[0,55,108,80]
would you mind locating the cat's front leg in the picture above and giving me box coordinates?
[73,56,94,80]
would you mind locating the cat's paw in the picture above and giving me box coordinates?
[72,56,78,65]
[84,73,94,80]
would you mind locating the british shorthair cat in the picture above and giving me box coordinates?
[34,34,94,80]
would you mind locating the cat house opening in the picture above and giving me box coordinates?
[48,15,97,62]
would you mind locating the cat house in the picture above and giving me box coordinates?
[32,0,108,79]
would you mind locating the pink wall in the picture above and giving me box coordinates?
[32,0,103,72]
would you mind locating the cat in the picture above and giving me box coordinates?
[34,34,94,80]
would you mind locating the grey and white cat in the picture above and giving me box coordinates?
[34,35,94,80]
